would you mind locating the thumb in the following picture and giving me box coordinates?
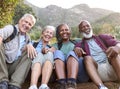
[80,48,86,54]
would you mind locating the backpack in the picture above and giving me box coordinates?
[3,25,17,43]
[33,41,51,48]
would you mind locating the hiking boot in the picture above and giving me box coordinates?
[8,85,20,89]
[54,82,66,89]
[0,81,8,89]
[66,81,77,89]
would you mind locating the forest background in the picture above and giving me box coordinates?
[0,0,120,44]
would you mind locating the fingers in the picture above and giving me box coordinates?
[106,47,118,59]
[27,44,37,59]
[106,47,114,58]
[30,49,37,59]
[42,48,50,54]
[45,48,49,53]
[74,47,85,57]
[50,47,56,52]
[80,48,86,55]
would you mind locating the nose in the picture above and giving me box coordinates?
[84,26,88,29]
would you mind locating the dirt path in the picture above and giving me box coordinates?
[22,81,119,89]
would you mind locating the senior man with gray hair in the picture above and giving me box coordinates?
[0,13,36,89]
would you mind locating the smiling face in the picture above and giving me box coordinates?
[18,16,34,35]
[79,20,93,38]
[57,24,71,42]
[41,27,55,43]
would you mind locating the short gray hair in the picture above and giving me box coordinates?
[21,13,36,25]
[42,25,55,32]
[78,20,91,31]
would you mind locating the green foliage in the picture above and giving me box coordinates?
[0,0,19,28]
[13,2,35,24]
[92,23,120,39]
[29,26,41,40]
[67,24,120,40]
[114,26,120,39]
[71,26,81,38]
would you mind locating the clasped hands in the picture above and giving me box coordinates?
[42,47,56,54]
[24,44,56,59]
[73,47,86,57]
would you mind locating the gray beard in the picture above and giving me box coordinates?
[82,30,93,38]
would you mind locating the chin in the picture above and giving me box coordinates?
[82,31,93,38]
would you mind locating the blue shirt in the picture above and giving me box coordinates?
[16,35,26,60]
[87,38,107,64]
[33,40,50,54]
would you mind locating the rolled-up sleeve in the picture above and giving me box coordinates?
[0,25,14,40]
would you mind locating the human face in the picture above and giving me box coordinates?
[79,21,93,38]
[18,17,34,35]
[42,28,54,43]
[59,24,71,42]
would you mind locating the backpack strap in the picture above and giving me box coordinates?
[70,39,78,45]
[33,41,51,48]
[3,25,17,43]
[57,39,77,50]
[33,42,39,48]
[57,42,62,50]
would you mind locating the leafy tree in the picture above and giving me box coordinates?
[0,0,19,28]
[29,27,41,40]
[71,26,80,38]
[114,26,120,39]
[13,1,35,24]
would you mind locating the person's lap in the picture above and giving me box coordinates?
[98,61,117,82]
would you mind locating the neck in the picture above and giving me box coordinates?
[62,39,69,43]
[42,40,49,46]
[84,36,93,40]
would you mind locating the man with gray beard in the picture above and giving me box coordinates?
[74,20,120,89]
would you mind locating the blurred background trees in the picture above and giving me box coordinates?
[0,0,120,41]
[0,0,19,28]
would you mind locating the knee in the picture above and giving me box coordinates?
[67,56,78,63]
[55,59,65,65]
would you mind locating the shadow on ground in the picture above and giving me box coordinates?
[22,81,120,89]
[22,70,120,89]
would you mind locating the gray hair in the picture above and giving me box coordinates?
[78,20,91,31]
[42,25,56,35]
[21,13,36,25]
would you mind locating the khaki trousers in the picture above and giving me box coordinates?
[0,44,31,88]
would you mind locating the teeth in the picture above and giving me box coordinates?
[63,34,67,36]
[85,29,90,33]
